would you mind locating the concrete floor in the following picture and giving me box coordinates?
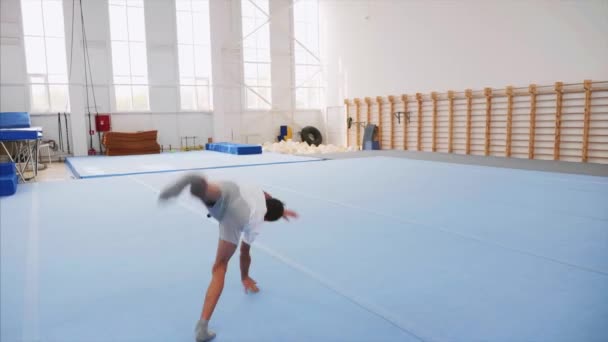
[34,161,74,182]
[305,150,608,177]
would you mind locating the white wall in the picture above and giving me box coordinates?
[320,0,608,106]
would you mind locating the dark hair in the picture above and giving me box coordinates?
[264,198,284,222]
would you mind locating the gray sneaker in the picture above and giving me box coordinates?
[195,319,216,342]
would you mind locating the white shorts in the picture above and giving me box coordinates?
[208,181,252,245]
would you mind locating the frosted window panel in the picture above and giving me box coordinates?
[294,45,306,64]
[175,0,190,12]
[242,18,255,37]
[127,6,146,41]
[178,45,194,78]
[257,26,270,48]
[259,87,271,106]
[24,37,47,74]
[181,86,195,110]
[21,0,44,36]
[109,5,128,41]
[129,43,148,76]
[30,75,46,84]
[296,88,319,108]
[114,75,130,85]
[253,0,269,14]
[194,46,210,78]
[241,0,254,18]
[195,78,209,86]
[192,0,206,13]
[45,38,68,75]
[115,86,132,110]
[127,0,143,7]
[49,85,69,111]
[192,11,210,45]
[131,76,147,85]
[246,88,257,108]
[295,65,306,85]
[48,74,68,84]
[257,48,270,62]
[42,1,65,37]
[182,77,195,86]
[196,86,209,110]
[258,64,270,86]
[243,47,256,61]
[176,11,193,44]
[244,63,257,79]
[111,42,130,76]
[294,24,306,44]
[131,86,149,110]
[109,0,125,5]
[30,84,49,111]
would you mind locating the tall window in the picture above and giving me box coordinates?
[241,0,271,109]
[20,0,70,112]
[293,0,321,109]
[108,0,149,111]
[176,0,212,111]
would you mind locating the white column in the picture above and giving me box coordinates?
[269,0,293,113]
[209,0,243,142]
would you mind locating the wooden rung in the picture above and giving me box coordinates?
[344,99,350,148]
[364,97,372,124]
[505,86,513,157]
[484,87,492,156]
[402,94,409,150]
[388,95,395,149]
[554,82,563,160]
[377,96,383,149]
[354,98,362,150]
[432,92,438,152]
[582,80,592,162]
[416,93,423,151]
[448,91,455,153]
[528,84,537,159]
[465,89,473,154]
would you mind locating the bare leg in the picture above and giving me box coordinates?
[201,239,237,320]
[195,239,237,342]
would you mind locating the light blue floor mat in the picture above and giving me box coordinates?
[2,156,607,341]
[65,151,322,178]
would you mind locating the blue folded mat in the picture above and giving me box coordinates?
[205,142,262,155]
[0,112,31,129]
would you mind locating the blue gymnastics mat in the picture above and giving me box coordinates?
[2,157,607,341]
[65,151,322,179]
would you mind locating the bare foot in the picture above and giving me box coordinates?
[242,277,260,294]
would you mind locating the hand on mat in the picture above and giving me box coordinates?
[282,209,299,221]
[242,277,260,294]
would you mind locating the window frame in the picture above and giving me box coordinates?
[175,0,213,112]
[20,0,70,113]
[107,0,150,112]
[240,0,272,110]
[292,0,322,110]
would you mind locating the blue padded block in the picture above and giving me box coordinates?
[205,142,262,155]
[0,127,42,141]
[0,162,16,176]
[0,174,18,196]
[0,112,31,129]
[280,125,288,135]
